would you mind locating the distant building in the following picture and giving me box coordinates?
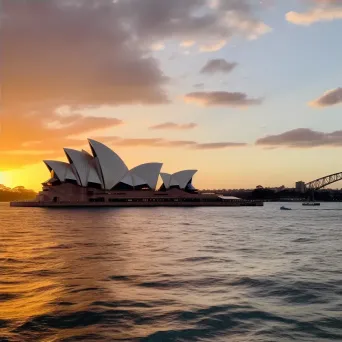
[295,181,306,193]
[274,185,285,193]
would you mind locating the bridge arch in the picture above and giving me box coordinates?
[306,172,342,190]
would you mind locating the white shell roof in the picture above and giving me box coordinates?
[120,173,147,187]
[64,149,89,187]
[130,163,163,190]
[160,173,171,188]
[120,173,134,187]
[66,167,78,181]
[161,170,197,189]
[64,148,102,187]
[170,177,180,187]
[43,160,77,182]
[120,164,160,189]
[88,139,128,190]
[81,150,102,185]
[172,170,197,189]
[42,140,197,191]
[132,173,147,187]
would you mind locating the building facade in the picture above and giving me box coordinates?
[295,181,306,193]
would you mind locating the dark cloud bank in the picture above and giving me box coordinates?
[200,59,238,74]
[256,128,342,148]
[309,88,342,108]
[0,0,268,168]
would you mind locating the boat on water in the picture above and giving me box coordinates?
[280,206,292,210]
[10,139,263,208]
[302,202,320,206]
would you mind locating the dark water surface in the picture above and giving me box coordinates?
[1,202,341,341]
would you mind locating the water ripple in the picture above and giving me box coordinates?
[1,202,342,341]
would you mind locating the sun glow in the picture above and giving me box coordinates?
[0,164,48,190]
[0,172,12,187]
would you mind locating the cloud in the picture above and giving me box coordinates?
[2,0,169,110]
[151,42,166,51]
[201,59,237,74]
[309,88,342,107]
[47,114,123,135]
[180,40,196,48]
[1,0,169,170]
[193,83,205,89]
[149,122,198,130]
[199,40,228,52]
[117,0,271,52]
[0,133,247,170]
[0,109,123,169]
[286,1,342,25]
[2,0,270,111]
[256,128,342,148]
[0,0,267,169]
[93,136,247,150]
[184,91,263,107]
[195,142,247,149]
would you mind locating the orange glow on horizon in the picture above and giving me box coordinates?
[3,146,342,192]
[0,172,13,188]
[1,164,47,191]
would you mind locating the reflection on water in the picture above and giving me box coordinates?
[1,203,342,341]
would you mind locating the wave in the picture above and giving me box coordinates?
[1,205,342,341]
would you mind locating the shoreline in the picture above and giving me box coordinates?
[10,200,263,208]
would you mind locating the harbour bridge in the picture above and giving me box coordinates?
[306,172,342,190]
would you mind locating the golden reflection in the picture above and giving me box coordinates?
[0,211,65,327]
[1,207,265,340]
[0,280,61,321]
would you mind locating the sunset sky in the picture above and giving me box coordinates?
[1,0,342,190]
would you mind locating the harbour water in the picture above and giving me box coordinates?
[1,202,341,341]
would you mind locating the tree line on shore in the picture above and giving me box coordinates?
[229,188,342,202]
[0,185,37,202]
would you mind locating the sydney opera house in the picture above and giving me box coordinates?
[11,139,262,207]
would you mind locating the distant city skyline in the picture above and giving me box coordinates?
[2,0,342,190]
